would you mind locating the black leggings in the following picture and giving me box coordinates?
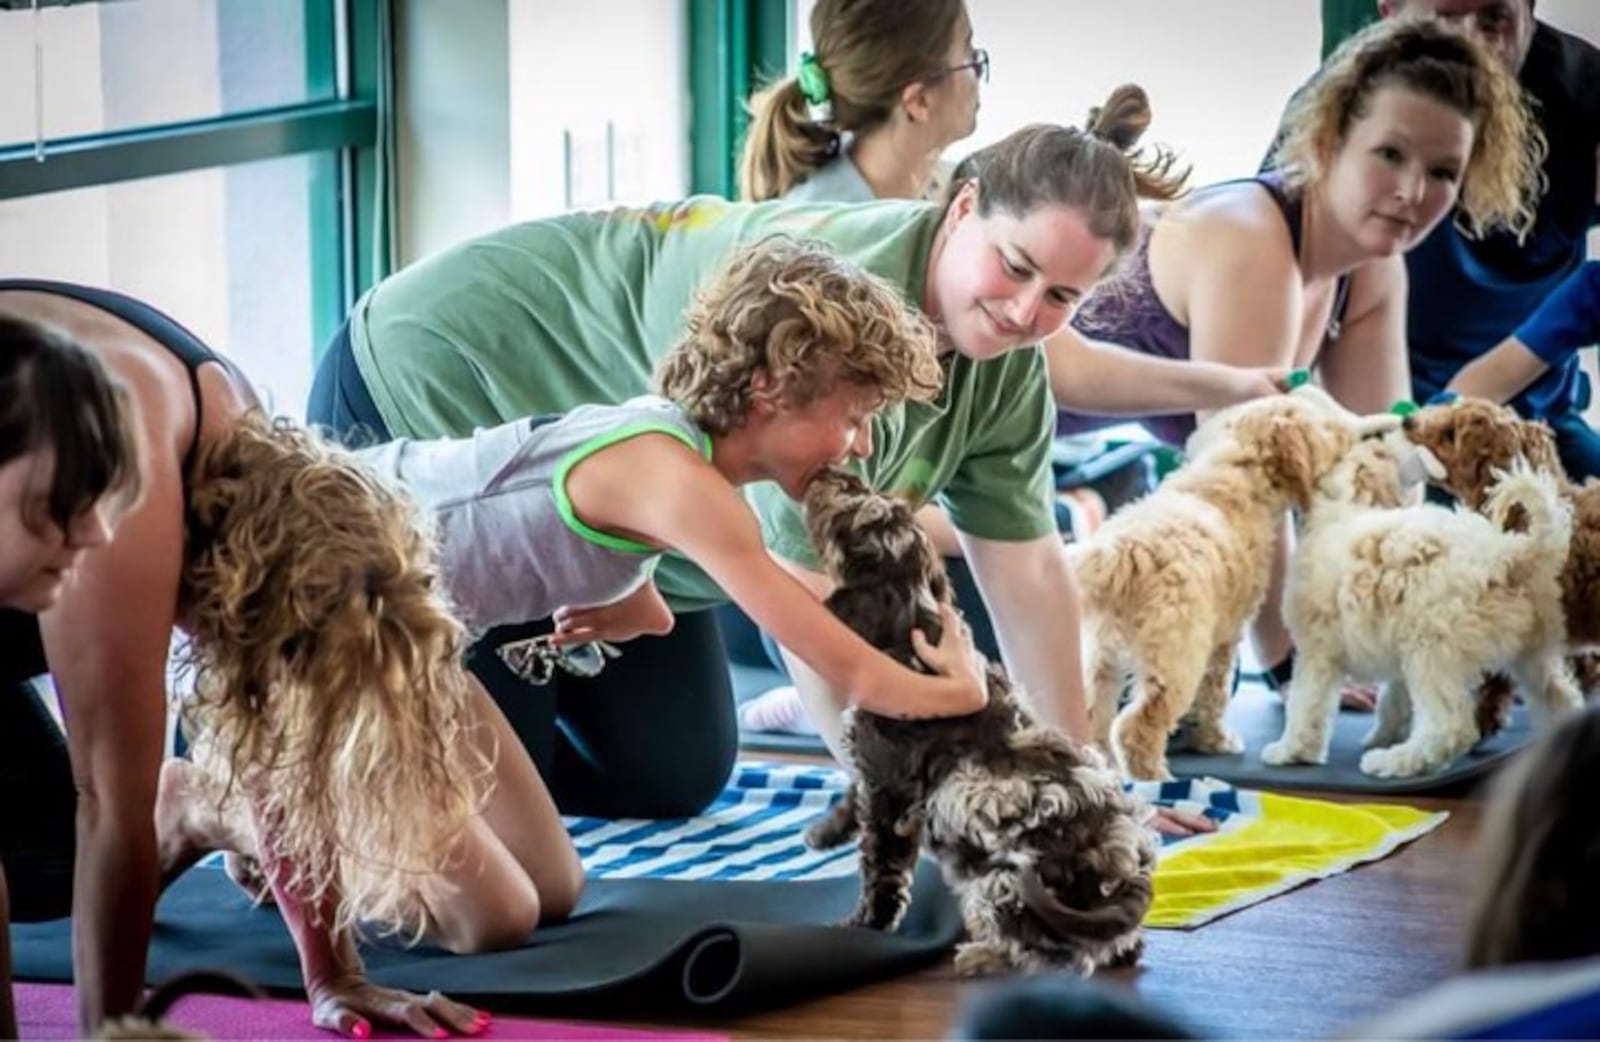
[0,682,76,922]
[309,327,740,818]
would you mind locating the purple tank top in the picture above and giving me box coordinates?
[1058,171,1351,446]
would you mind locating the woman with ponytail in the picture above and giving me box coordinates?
[316,87,1277,836]
[738,0,981,204]
[1052,15,1545,700]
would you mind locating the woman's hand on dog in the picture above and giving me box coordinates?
[308,974,489,1038]
[906,603,990,717]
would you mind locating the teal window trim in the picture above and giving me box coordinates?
[0,0,391,375]
[686,0,791,198]
[0,101,375,201]
[1322,0,1380,59]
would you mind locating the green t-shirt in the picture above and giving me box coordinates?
[351,196,1056,609]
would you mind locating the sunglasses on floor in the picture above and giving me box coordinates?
[496,634,622,686]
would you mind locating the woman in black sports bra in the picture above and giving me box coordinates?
[0,285,579,1038]
[0,314,141,1041]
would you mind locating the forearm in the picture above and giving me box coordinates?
[777,647,852,763]
[256,812,363,992]
[1050,330,1249,417]
[1446,338,1553,405]
[973,542,1090,742]
[72,804,160,1032]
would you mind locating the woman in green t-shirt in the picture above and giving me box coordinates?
[309,101,1282,834]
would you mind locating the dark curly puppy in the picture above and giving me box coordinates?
[802,469,1156,976]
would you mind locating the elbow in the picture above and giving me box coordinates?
[645,604,676,638]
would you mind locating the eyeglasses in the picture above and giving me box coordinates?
[497,635,621,686]
[928,47,989,85]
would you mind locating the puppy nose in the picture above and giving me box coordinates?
[1401,415,1416,432]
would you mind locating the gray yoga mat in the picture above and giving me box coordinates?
[736,664,1533,795]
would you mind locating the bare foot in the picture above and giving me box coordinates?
[1339,684,1379,713]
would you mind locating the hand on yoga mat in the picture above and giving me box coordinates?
[309,977,487,1038]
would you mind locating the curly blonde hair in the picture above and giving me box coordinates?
[655,236,942,435]
[179,413,487,937]
[1273,14,1544,241]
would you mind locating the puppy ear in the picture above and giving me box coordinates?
[1263,417,1326,509]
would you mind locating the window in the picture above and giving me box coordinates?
[508,0,689,219]
[0,0,380,421]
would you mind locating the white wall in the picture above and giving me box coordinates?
[958,0,1319,186]
[507,0,687,220]
[394,0,513,265]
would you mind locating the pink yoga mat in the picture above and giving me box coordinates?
[14,984,727,1041]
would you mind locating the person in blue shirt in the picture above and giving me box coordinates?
[1446,261,1600,417]
[1378,0,1600,477]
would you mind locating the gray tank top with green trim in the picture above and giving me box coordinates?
[358,395,710,633]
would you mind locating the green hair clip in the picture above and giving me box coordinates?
[1390,399,1419,418]
[1285,368,1312,390]
[797,52,831,106]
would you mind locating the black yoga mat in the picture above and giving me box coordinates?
[11,858,961,1018]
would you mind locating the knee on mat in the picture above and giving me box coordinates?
[539,855,587,924]
[436,887,543,955]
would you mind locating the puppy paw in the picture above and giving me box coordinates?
[1192,727,1245,756]
[845,891,908,932]
[1260,739,1318,766]
[953,941,1016,977]
[1359,744,1438,778]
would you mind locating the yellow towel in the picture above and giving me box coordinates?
[1137,779,1448,929]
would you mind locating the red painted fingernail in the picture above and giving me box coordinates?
[352,1022,371,1040]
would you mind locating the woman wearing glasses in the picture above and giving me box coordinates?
[736,0,993,736]
[739,0,986,205]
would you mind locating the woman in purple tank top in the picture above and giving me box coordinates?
[1037,16,1544,691]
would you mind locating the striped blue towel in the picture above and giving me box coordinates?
[565,761,1252,883]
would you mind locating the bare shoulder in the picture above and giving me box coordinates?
[1156,181,1296,260]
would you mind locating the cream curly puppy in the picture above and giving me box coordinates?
[1074,387,1399,780]
[1266,433,1581,778]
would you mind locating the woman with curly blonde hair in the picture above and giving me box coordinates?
[1053,15,1544,703]
[0,281,505,1038]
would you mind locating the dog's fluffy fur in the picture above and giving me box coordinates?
[1266,430,1581,777]
[1403,399,1600,732]
[1074,387,1401,780]
[802,470,1155,977]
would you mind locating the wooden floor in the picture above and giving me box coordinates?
[651,787,1485,1041]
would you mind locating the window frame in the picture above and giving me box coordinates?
[0,0,390,359]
